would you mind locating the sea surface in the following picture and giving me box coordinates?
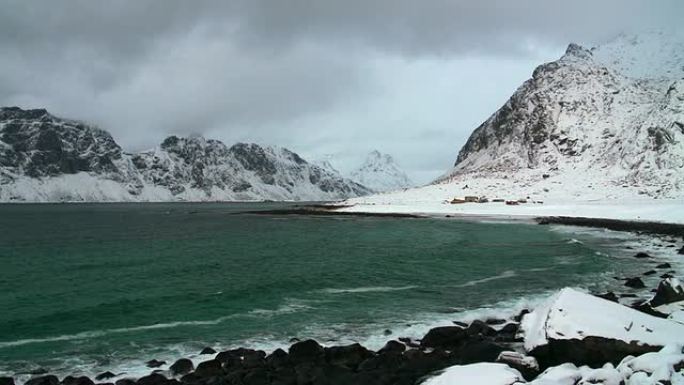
[0,203,655,379]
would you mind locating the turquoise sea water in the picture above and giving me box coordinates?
[0,203,648,378]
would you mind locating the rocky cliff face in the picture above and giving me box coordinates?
[0,108,370,202]
[350,150,414,192]
[439,32,684,198]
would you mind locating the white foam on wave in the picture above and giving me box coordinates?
[0,298,318,350]
[320,285,418,294]
[455,270,517,288]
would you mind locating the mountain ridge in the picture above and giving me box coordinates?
[349,150,414,192]
[436,32,684,199]
[0,107,371,202]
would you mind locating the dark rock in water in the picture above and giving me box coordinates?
[643,270,657,276]
[325,343,373,369]
[630,301,669,318]
[634,252,652,259]
[136,373,167,385]
[649,279,684,307]
[485,318,507,325]
[624,277,646,288]
[288,339,325,364]
[452,321,468,328]
[595,292,619,302]
[513,309,530,322]
[199,347,216,355]
[495,323,522,343]
[146,360,166,368]
[378,340,406,355]
[0,377,14,385]
[383,329,392,336]
[661,273,675,279]
[114,380,136,385]
[466,320,497,337]
[26,376,59,385]
[62,376,94,385]
[358,350,406,372]
[266,348,289,368]
[401,349,456,381]
[194,359,223,378]
[679,246,684,255]
[656,263,672,269]
[398,337,420,348]
[95,372,117,381]
[496,352,539,381]
[619,293,638,298]
[242,351,267,369]
[420,326,467,349]
[529,336,659,370]
[170,358,194,376]
[456,339,506,364]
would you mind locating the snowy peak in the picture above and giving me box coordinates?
[591,31,684,80]
[439,31,684,199]
[350,150,413,192]
[0,107,372,202]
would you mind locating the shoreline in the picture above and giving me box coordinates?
[3,213,683,385]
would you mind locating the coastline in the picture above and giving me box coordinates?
[3,209,683,385]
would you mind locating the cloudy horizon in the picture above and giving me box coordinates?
[2,0,681,183]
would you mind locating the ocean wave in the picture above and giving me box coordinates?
[320,285,418,294]
[455,270,517,288]
[0,301,314,349]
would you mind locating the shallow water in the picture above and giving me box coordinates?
[0,203,650,378]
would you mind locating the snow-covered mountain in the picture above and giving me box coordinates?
[0,107,371,202]
[349,150,414,192]
[436,31,684,199]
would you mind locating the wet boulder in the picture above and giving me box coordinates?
[94,372,117,381]
[288,339,325,365]
[656,263,672,269]
[265,348,289,368]
[146,360,166,369]
[193,359,223,378]
[26,377,59,385]
[0,378,14,385]
[377,340,405,355]
[324,343,373,369]
[61,376,94,385]
[624,277,645,288]
[455,339,506,364]
[114,379,136,385]
[169,358,194,376]
[199,347,216,355]
[466,320,497,337]
[648,278,684,307]
[596,292,618,303]
[420,326,467,349]
[633,252,652,259]
[136,373,167,385]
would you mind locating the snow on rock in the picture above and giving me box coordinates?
[648,278,684,308]
[340,32,684,219]
[349,150,414,193]
[0,107,372,202]
[420,363,525,385]
[521,288,684,368]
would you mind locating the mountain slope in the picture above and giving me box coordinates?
[0,107,371,202]
[437,32,684,199]
[350,150,414,192]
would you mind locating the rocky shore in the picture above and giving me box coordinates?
[2,242,683,385]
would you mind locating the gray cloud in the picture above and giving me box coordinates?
[1,0,682,183]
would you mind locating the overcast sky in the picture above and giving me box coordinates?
[1,1,681,183]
